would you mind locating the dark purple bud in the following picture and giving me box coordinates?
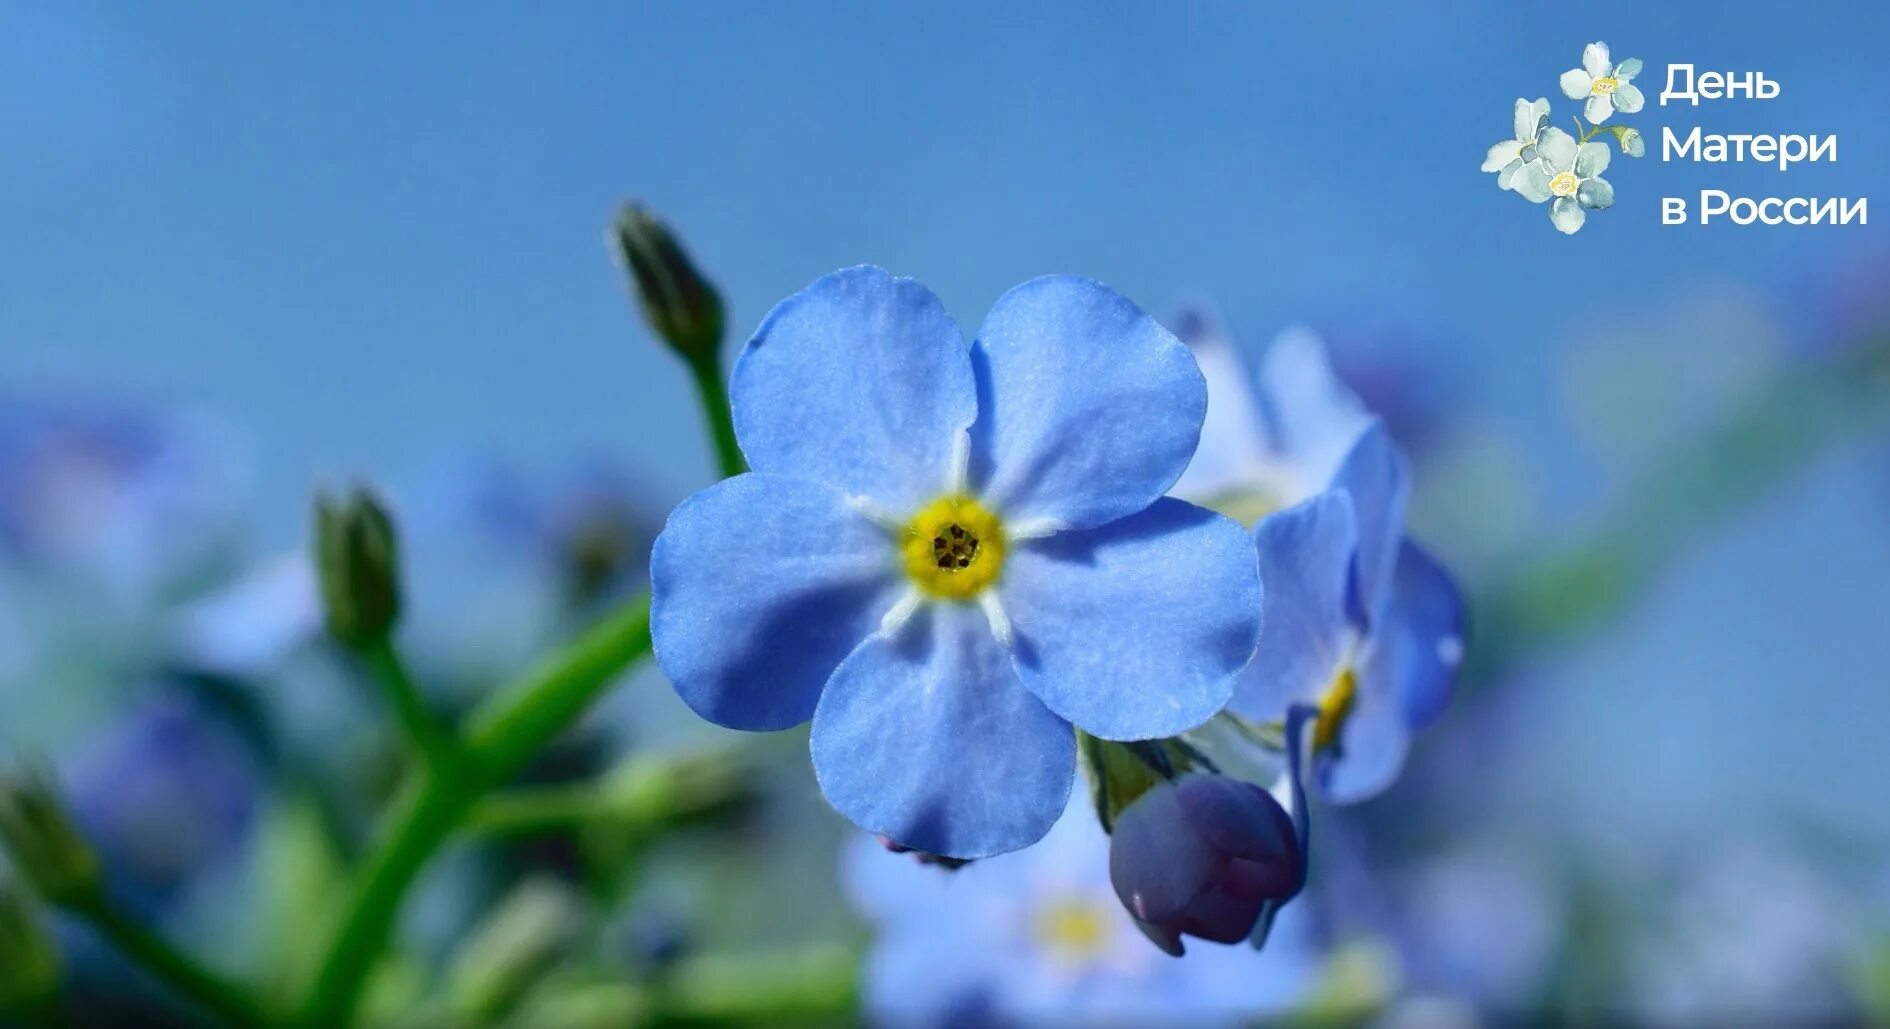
[1108,704,1319,957]
[1107,773,1300,956]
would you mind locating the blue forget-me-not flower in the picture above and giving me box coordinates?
[1170,314,1465,802]
[651,267,1264,858]
[1232,425,1465,802]
[1171,317,1374,522]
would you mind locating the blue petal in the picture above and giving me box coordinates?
[1001,498,1260,741]
[811,603,1074,858]
[1318,669,1411,804]
[729,266,977,513]
[650,474,904,732]
[1251,704,1315,948]
[1170,306,1273,501]
[1391,541,1467,730]
[1254,326,1372,493]
[967,276,1206,531]
[1230,493,1355,720]
[1330,422,1410,627]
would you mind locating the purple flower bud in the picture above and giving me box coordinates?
[1108,706,1318,957]
[1107,774,1302,956]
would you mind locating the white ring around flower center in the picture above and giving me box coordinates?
[1548,172,1580,198]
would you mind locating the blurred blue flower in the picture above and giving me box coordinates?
[1110,707,1313,956]
[653,267,1262,859]
[60,689,259,913]
[1482,98,1554,191]
[1231,426,1466,802]
[1558,43,1644,124]
[1170,317,1374,519]
[845,797,1318,1026]
[0,399,248,599]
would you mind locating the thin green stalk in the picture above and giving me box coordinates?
[297,597,653,1028]
[464,786,599,837]
[465,597,654,780]
[358,639,453,768]
[685,354,746,479]
[71,894,267,1027]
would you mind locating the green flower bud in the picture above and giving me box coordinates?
[1612,125,1646,158]
[0,768,101,907]
[446,878,581,1021]
[0,878,60,1015]
[611,203,725,364]
[313,487,402,648]
[0,879,61,1016]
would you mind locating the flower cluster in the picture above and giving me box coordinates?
[1483,42,1647,234]
[653,268,1465,966]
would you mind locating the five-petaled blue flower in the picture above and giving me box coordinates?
[651,267,1264,858]
[1231,424,1466,802]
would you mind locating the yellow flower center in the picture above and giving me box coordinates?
[1590,75,1618,95]
[1033,896,1113,962]
[1313,666,1358,752]
[1201,488,1284,529]
[1548,171,1580,198]
[902,494,1006,600]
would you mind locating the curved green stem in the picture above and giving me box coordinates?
[296,597,653,1028]
[358,639,454,769]
[685,353,746,480]
[71,893,267,1027]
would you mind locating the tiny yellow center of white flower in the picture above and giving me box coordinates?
[902,494,1006,600]
[1313,665,1359,752]
[1548,172,1580,198]
[1033,896,1114,962]
[1590,75,1619,95]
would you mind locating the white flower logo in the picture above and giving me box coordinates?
[1483,40,1644,235]
[1481,98,1552,191]
[1512,128,1614,234]
[1558,42,1645,125]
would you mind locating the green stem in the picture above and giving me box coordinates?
[358,639,453,768]
[464,597,654,781]
[464,786,600,837]
[685,354,746,480]
[70,894,267,1027]
[296,597,653,1028]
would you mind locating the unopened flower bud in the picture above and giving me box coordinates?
[1108,705,1316,957]
[1108,773,1301,957]
[1612,125,1646,158]
[0,880,61,1016]
[313,487,401,648]
[0,768,101,907]
[611,203,725,364]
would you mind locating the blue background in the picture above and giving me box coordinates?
[4,0,1888,926]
